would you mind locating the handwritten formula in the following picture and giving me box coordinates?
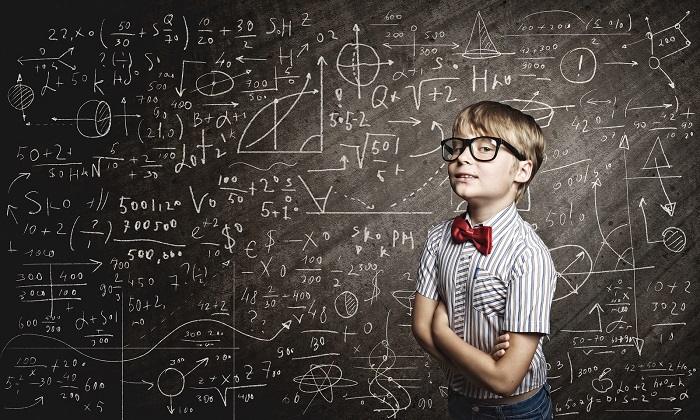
[3,0,699,418]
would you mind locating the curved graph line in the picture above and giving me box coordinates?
[228,161,298,171]
[366,340,411,416]
[237,74,317,151]
[592,224,633,270]
[502,98,555,128]
[1,318,291,363]
[299,133,322,151]
[408,144,440,158]
[523,10,586,25]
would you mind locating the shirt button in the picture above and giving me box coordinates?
[472,405,479,412]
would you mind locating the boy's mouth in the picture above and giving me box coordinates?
[455,173,477,180]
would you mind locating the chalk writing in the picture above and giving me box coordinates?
[3,0,698,418]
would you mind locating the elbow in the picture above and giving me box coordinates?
[411,323,425,346]
[468,366,522,397]
[411,320,431,350]
[486,374,522,397]
[491,383,520,398]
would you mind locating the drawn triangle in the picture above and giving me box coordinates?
[618,133,629,150]
[642,137,670,170]
[632,337,644,355]
[309,186,332,213]
[660,202,676,216]
[297,175,333,213]
[461,11,502,59]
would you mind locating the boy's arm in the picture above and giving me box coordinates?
[432,301,541,397]
[411,293,458,370]
[413,294,513,366]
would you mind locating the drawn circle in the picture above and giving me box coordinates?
[157,367,185,397]
[560,48,597,84]
[195,70,235,97]
[662,227,685,253]
[293,364,357,402]
[8,84,34,111]
[334,291,359,319]
[549,244,593,302]
[336,43,382,88]
[592,377,614,393]
[76,100,111,138]
[648,56,661,70]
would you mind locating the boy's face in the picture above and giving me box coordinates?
[448,128,531,213]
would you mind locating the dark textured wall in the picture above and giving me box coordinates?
[3,0,699,418]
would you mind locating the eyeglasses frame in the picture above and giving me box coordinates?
[440,136,527,162]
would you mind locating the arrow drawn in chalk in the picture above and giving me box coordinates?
[4,396,43,410]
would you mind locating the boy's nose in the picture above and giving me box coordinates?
[456,146,473,164]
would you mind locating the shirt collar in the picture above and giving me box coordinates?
[464,203,519,246]
[464,203,517,229]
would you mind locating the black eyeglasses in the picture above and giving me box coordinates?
[440,136,526,162]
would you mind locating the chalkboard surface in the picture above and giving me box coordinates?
[3,0,699,418]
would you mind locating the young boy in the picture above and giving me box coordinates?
[412,101,556,419]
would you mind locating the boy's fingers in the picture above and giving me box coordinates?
[493,342,508,351]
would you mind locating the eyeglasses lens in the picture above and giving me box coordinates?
[442,138,499,162]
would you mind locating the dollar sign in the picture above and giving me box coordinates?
[368,270,382,304]
[222,224,235,253]
[265,229,276,253]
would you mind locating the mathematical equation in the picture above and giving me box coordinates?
[3,0,698,418]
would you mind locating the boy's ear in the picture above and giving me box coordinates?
[514,160,533,184]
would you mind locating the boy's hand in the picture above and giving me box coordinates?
[490,333,510,361]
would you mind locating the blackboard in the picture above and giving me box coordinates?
[3,0,699,418]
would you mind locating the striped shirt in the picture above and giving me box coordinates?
[416,203,556,400]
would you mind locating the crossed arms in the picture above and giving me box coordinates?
[411,292,542,397]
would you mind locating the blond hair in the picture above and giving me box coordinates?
[452,101,545,202]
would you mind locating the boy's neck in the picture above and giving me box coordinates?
[467,200,514,225]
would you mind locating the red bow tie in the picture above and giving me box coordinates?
[451,216,492,255]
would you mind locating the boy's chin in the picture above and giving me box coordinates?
[453,192,477,203]
[451,185,477,200]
